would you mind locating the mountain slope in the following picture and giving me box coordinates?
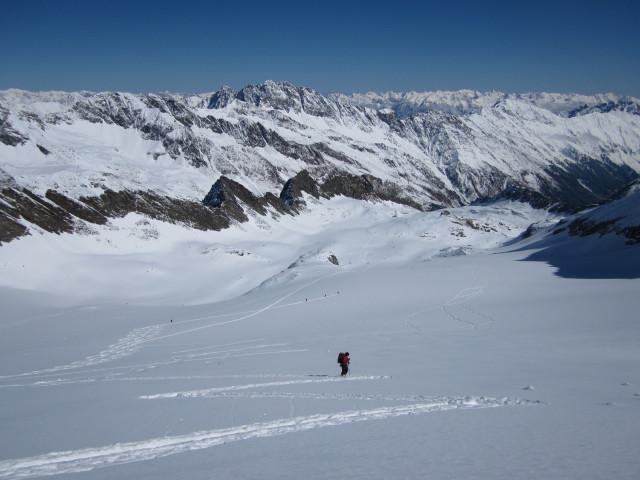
[506,179,640,278]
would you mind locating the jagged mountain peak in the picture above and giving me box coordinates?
[207,80,339,118]
[207,85,238,109]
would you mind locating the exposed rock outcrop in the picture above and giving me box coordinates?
[0,169,421,245]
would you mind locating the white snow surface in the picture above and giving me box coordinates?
[1,197,639,479]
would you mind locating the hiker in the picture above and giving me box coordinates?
[338,351,350,376]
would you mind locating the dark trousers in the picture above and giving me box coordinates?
[341,364,349,376]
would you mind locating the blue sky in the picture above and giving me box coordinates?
[1,0,639,96]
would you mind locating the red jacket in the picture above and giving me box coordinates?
[341,355,350,366]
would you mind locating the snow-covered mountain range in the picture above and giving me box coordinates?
[1,80,640,246]
[330,89,640,117]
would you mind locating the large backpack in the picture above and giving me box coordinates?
[337,352,345,364]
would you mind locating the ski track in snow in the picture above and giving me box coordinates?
[407,271,492,331]
[169,338,266,354]
[169,287,339,327]
[0,325,164,381]
[144,272,343,345]
[169,342,290,362]
[0,264,549,479]
[0,272,341,385]
[139,375,391,400]
[0,397,539,480]
[0,346,309,389]
[0,280,328,388]
[142,388,537,404]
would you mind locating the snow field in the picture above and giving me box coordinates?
[0,198,537,305]
[0,197,639,479]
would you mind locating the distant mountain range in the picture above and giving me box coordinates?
[329,89,640,117]
[1,81,640,245]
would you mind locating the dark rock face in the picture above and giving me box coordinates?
[202,176,286,222]
[207,86,237,109]
[567,217,624,237]
[474,157,639,212]
[202,179,227,208]
[622,226,640,245]
[276,169,422,212]
[201,169,422,226]
[562,192,640,245]
[0,211,29,243]
[45,190,109,225]
[320,172,422,210]
[0,107,27,146]
[478,183,559,210]
[0,187,77,244]
[543,154,639,209]
[567,99,640,117]
[0,186,234,245]
[549,179,640,244]
[81,189,233,231]
[280,170,321,208]
[559,215,640,245]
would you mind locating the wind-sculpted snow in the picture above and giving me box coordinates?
[0,397,538,479]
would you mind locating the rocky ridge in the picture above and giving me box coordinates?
[0,167,417,244]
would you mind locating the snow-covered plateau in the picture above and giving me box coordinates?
[0,82,639,479]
